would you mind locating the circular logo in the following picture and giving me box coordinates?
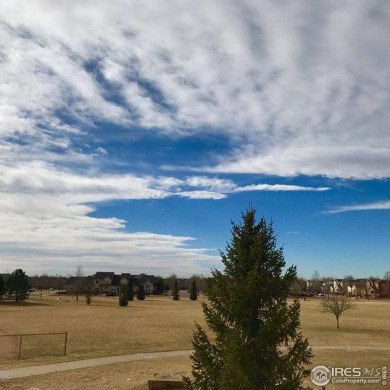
[311,365,331,386]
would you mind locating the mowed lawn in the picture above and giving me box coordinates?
[1,294,389,389]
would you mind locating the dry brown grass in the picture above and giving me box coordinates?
[1,295,389,388]
[0,294,206,368]
[0,356,192,390]
[300,298,390,345]
[1,351,389,390]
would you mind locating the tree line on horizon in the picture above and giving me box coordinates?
[2,268,389,302]
[0,269,202,304]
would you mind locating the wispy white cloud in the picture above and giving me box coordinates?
[1,1,389,179]
[235,184,329,192]
[177,191,227,200]
[0,159,327,274]
[0,1,388,274]
[184,176,236,192]
[326,201,390,214]
[0,163,220,275]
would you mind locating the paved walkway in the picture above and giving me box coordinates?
[1,350,193,380]
[2,345,390,380]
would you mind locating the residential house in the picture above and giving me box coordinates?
[132,274,156,294]
[354,279,390,298]
[110,273,131,294]
[361,279,381,298]
[94,272,115,294]
[346,283,359,297]
[331,279,344,294]
[307,278,360,296]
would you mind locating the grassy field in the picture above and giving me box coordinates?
[0,294,207,368]
[1,294,389,389]
[2,351,389,390]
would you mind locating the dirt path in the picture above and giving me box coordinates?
[1,345,390,380]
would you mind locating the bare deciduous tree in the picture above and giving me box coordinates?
[312,270,321,281]
[321,295,355,329]
[308,271,322,294]
[75,265,84,301]
[165,273,177,291]
[343,275,355,296]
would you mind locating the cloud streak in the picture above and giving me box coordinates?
[235,184,329,192]
[0,159,327,274]
[326,201,390,214]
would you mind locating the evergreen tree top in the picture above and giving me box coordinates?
[184,208,312,390]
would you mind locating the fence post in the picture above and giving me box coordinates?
[64,331,68,355]
[18,335,23,358]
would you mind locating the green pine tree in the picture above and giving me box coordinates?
[137,284,146,300]
[0,274,5,299]
[172,278,180,301]
[119,284,128,306]
[7,269,29,302]
[184,209,312,390]
[127,278,134,301]
[154,277,166,295]
[189,279,198,301]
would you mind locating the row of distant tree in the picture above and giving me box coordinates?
[114,277,199,307]
[1,269,208,293]
[0,268,203,304]
[3,267,389,303]
[0,269,30,302]
[26,271,207,293]
[0,268,201,305]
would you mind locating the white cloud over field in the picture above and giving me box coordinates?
[0,1,388,274]
[1,1,389,178]
[0,160,327,274]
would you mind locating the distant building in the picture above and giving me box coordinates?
[94,272,115,294]
[131,274,156,294]
[65,272,157,295]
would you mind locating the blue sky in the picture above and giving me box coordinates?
[0,1,389,279]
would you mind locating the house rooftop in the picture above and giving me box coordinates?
[94,272,115,279]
